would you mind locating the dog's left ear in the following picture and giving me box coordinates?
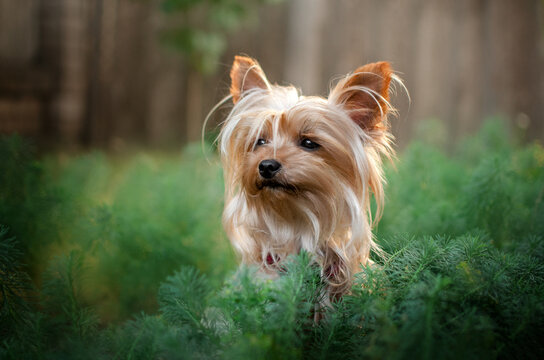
[230,56,270,104]
[329,62,393,131]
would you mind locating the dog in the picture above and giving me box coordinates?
[217,55,401,299]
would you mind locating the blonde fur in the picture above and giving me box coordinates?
[217,56,401,297]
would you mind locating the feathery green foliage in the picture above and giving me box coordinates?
[1,119,543,358]
[0,140,234,322]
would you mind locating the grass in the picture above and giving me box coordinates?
[1,119,543,359]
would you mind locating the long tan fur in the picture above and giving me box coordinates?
[218,56,401,297]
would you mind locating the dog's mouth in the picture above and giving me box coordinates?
[257,180,297,192]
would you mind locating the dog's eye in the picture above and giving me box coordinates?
[300,138,320,150]
[255,138,267,147]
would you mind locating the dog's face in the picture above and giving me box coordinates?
[219,56,397,294]
[236,99,366,222]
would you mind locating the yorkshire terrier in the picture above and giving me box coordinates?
[217,55,401,298]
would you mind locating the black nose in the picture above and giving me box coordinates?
[259,159,282,179]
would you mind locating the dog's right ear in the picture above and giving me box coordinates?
[230,56,270,104]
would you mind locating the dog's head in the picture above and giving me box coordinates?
[219,55,399,294]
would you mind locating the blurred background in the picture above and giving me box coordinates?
[1,2,544,353]
[1,0,543,150]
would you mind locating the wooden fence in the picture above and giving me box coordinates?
[1,0,543,149]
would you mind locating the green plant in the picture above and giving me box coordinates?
[0,119,543,358]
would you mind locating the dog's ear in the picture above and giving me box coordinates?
[329,62,393,131]
[230,56,270,104]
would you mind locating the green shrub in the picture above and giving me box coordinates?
[0,139,235,322]
[1,119,543,358]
